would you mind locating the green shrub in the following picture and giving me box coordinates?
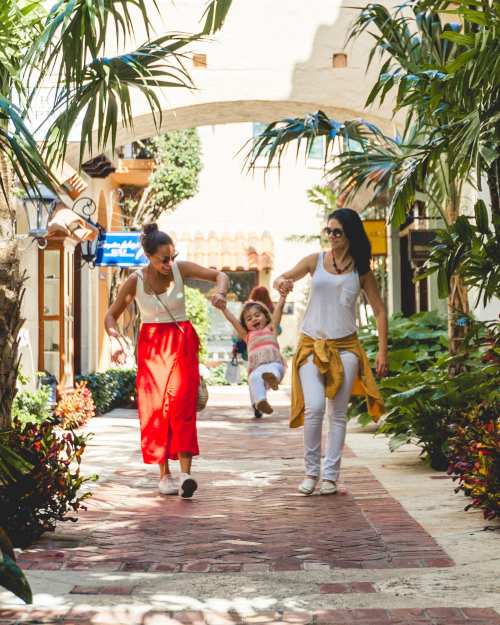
[76,368,136,415]
[0,418,95,548]
[185,286,209,362]
[12,386,52,426]
[104,368,137,407]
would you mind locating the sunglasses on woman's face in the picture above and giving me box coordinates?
[152,252,179,265]
[323,226,344,238]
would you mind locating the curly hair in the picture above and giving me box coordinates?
[239,300,272,331]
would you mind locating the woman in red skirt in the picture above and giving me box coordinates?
[105,224,228,498]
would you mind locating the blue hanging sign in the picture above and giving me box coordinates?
[95,231,148,267]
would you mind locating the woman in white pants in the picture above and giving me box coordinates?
[274,208,387,495]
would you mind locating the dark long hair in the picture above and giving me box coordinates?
[141,223,174,255]
[328,208,371,275]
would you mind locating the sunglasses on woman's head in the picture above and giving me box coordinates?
[152,252,179,264]
[323,227,344,238]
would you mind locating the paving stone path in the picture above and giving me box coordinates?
[2,390,499,625]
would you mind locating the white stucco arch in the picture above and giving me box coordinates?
[64,0,400,165]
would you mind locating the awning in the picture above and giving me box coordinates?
[48,208,99,242]
[170,231,274,272]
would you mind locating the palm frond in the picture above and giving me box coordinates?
[41,34,197,166]
[244,111,384,171]
[201,0,233,34]
[0,97,58,203]
[24,0,160,100]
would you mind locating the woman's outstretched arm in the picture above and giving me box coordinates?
[273,253,317,296]
[179,261,229,309]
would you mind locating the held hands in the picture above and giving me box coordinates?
[277,278,294,297]
[211,293,227,310]
[376,351,389,377]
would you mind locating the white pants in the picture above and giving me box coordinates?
[299,352,359,482]
[248,362,286,405]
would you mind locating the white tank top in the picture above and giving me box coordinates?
[134,263,188,323]
[301,252,360,340]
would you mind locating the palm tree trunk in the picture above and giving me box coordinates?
[486,158,500,220]
[0,152,25,429]
[446,185,470,366]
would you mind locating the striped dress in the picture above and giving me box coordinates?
[247,325,284,374]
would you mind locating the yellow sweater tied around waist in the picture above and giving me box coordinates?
[290,333,384,429]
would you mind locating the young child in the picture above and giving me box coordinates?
[221,295,287,415]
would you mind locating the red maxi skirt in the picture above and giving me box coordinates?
[136,321,200,464]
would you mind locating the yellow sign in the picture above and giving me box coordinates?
[363,219,387,256]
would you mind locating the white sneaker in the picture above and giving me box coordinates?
[158,475,178,495]
[180,473,198,499]
[298,476,318,495]
[320,480,338,495]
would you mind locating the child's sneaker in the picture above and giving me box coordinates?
[253,405,263,418]
[262,372,279,390]
[256,399,273,414]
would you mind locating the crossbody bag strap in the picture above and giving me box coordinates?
[138,270,185,333]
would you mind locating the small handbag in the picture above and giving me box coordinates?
[142,271,209,411]
[224,356,241,385]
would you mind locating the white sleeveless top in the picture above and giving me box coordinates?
[301,252,360,340]
[134,263,187,323]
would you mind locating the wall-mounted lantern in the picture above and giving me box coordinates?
[21,186,58,248]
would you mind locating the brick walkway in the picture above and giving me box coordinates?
[17,407,451,573]
[1,606,500,625]
[4,393,499,625]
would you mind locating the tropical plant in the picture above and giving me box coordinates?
[55,382,96,430]
[377,322,499,469]
[0,418,95,548]
[0,0,234,433]
[0,527,32,604]
[424,199,500,306]
[12,385,52,426]
[447,399,500,521]
[351,312,449,425]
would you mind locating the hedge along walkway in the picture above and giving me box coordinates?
[2,387,500,625]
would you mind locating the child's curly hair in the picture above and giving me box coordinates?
[239,300,272,331]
